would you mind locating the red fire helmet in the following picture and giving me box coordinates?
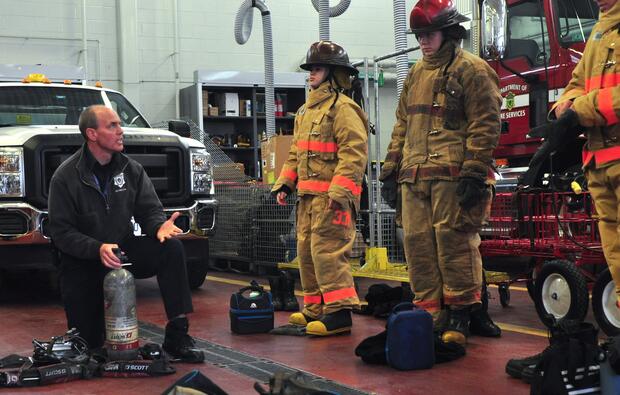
[409,0,470,34]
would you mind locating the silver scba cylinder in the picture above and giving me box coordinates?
[103,265,139,360]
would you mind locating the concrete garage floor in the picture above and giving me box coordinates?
[0,269,562,394]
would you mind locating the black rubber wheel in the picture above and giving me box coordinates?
[592,268,620,336]
[526,269,537,302]
[526,279,536,301]
[534,259,589,328]
[499,283,511,307]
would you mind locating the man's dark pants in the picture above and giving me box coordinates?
[59,236,194,349]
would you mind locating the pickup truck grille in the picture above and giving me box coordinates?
[0,211,28,235]
[29,137,187,208]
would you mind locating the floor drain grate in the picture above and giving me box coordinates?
[139,321,370,395]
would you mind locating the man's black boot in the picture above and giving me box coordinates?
[441,306,472,345]
[162,317,204,363]
[281,271,300,312]
[306,309,352,336]
[470,282,501,337]
[268,275,284,311]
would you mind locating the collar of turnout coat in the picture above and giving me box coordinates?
[421,39,459,70]
[598,2,620,34]
[307,81,336,108]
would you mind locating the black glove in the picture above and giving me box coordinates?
[518,109,581,188]
[380,173,398,209]
[527,109,580,151]
[270,184,292,200]
[456,177,487,210]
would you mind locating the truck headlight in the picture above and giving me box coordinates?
[0,148,24,197]
[190,149,213,194]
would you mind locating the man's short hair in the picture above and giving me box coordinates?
[78,105,107,140]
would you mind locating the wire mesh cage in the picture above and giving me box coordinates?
[252,185,296,266]
[151,118,406,275]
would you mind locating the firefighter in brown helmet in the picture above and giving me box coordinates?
[272,41,368,336]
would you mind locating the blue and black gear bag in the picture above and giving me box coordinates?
[230,280,274,335]
[355,302,438,370]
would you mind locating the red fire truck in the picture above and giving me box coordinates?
[471,0,620,335]
[479,0,598,169]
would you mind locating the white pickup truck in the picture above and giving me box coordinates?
[0,74,216,289]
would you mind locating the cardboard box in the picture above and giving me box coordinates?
[260,134,294,184]
[217,92,239,117]
[208,106,219,117]
[212,162,246,180]
[234,162,245,174]
[201,90,210,116]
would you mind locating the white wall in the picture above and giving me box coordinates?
[0,0,428,161]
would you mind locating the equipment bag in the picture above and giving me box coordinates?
[254,371,337,395]
[385,302,434,370]
[230,280,274,334]
[162,370,228,395]
[599,335,620,394]
[355,302,435,370]
[530,321,602,395]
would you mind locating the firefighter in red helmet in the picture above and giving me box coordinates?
[380,0,502,345]
[272,41,368,336]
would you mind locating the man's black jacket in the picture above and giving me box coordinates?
[48,144,166,261]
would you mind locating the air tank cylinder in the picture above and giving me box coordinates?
[103,250,139,360]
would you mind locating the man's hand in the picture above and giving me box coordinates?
[276,191,287,206]
[554,101,573,119]
[100,243,122,269]
[157,211,183,243]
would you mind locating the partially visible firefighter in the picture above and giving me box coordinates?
[551,0,620,307]
[380,0,502,345]
[271,40,368,336]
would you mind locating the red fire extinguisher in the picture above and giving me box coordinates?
[275,95,283,117]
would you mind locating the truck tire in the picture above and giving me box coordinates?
[534,259,589,328]
[592,268,620,336]
[186,242,209,290]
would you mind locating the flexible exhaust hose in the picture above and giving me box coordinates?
[234,0,275,137]
[393,0,408,98]
[311,0,351,40]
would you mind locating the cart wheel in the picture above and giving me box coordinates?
[592,268,620,336]
[534,259,589,328]
[497,283,510,307]
[526,279,536,301]
[498,283,510,307]
[526,269,537,302]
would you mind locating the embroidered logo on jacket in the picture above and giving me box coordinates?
[113,172,126,190]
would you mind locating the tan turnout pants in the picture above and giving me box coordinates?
[400,180,489,320]
[296,194,360,318]
[587,163,620,301]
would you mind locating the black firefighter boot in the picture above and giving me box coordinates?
[268,275,284,311]
[441,306,472,346]
[162,317,205,363]
[306,309,352,336]
[281,270,300,312]
[505,319,598,383]
[469,281,501,337]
